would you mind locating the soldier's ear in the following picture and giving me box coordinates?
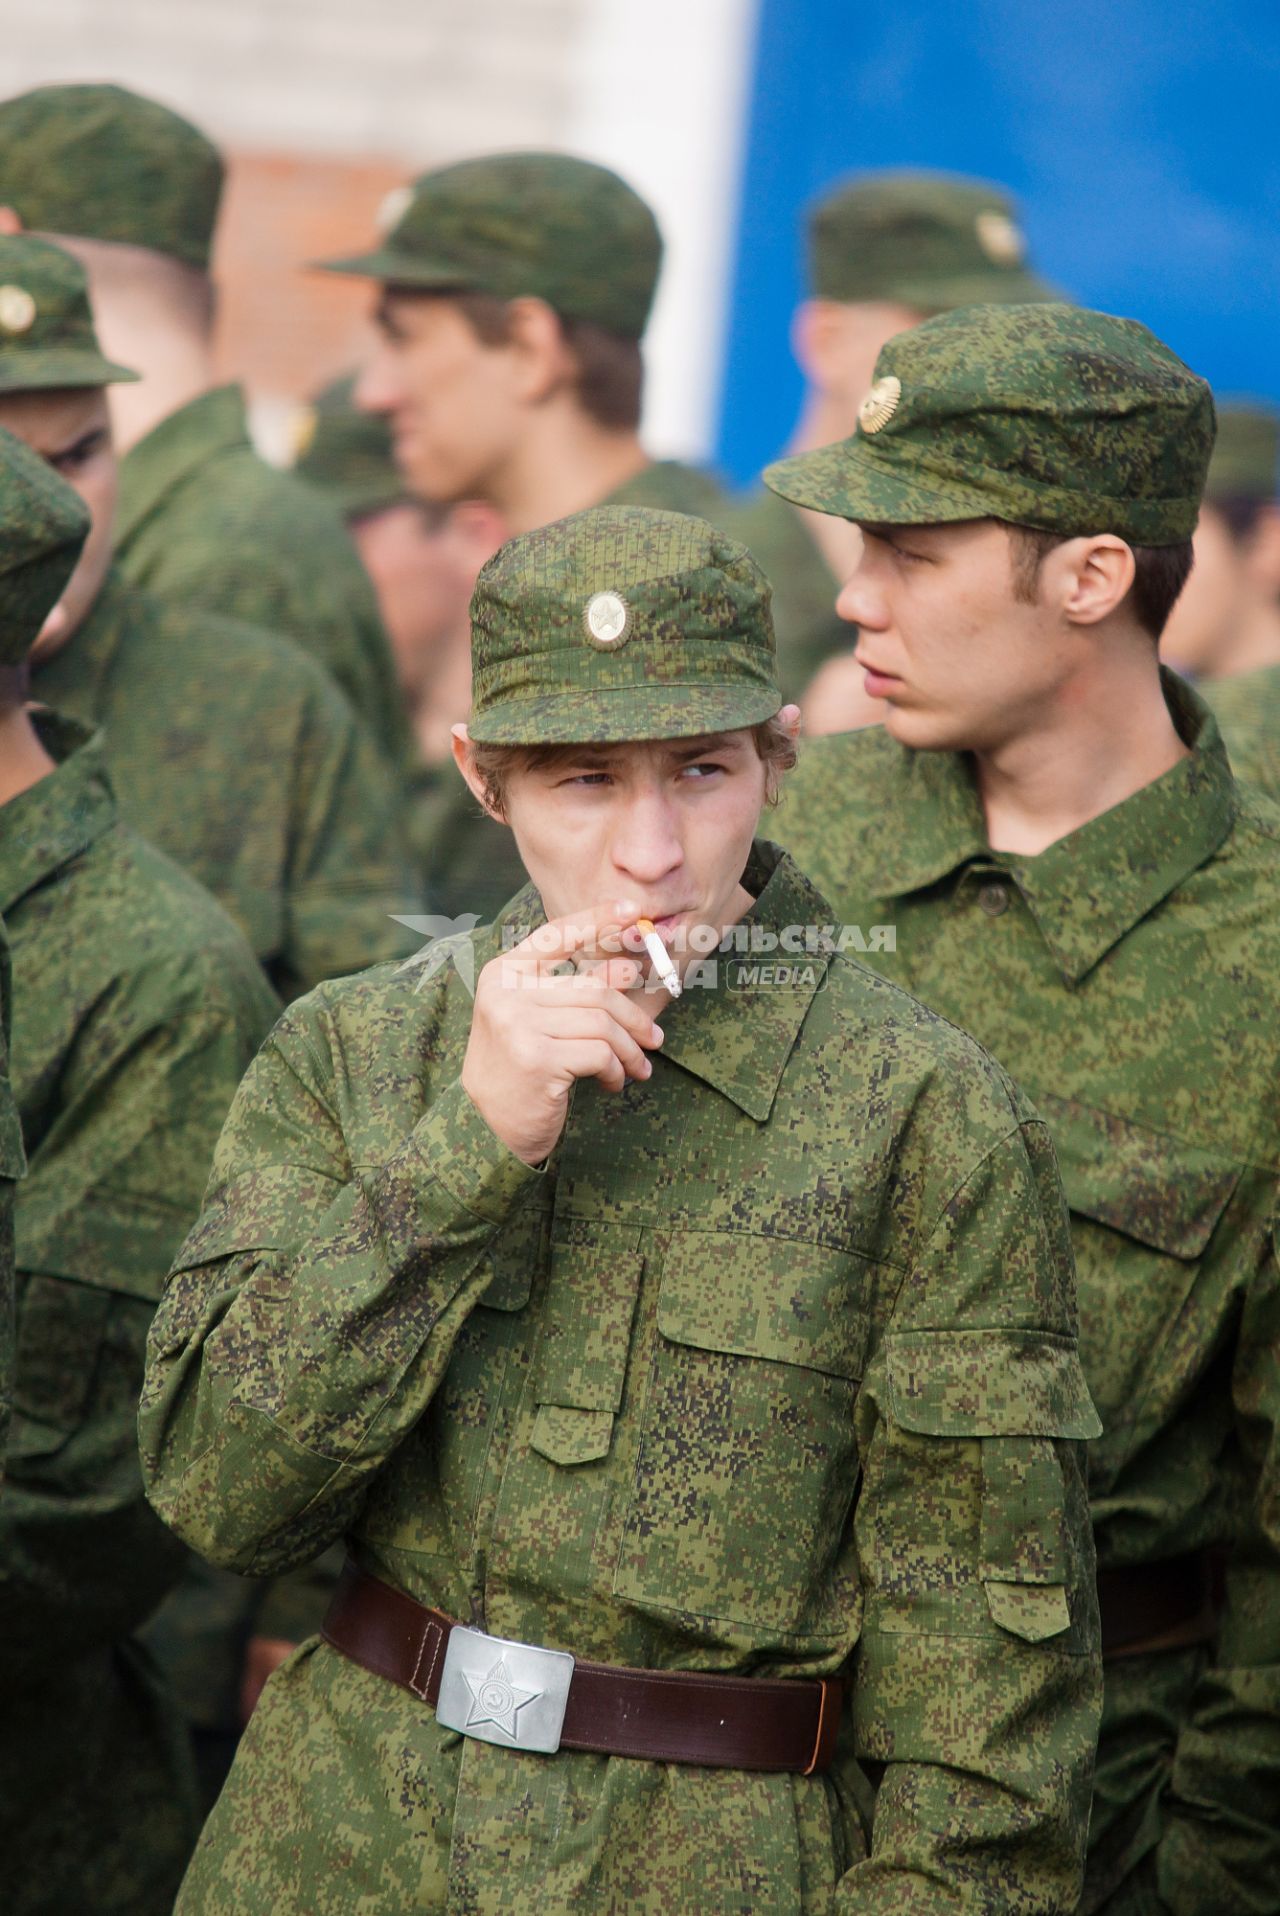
[0,207,23,236]
[1242,503,1280,597]
[450,724,507,822]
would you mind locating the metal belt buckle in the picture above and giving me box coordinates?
[436,1625,575,1755]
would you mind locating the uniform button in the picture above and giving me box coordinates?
[977,882,1010,917]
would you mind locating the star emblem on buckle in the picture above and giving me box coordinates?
[462,1655,541,1743]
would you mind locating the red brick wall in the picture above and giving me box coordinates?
[213,149,407,418]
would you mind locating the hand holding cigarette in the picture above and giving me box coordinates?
[461,899,665,1165]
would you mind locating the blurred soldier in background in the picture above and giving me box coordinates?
[0,230,417,1812]
[769,303,1280,1915]
[295,375,525,919]
[0,426,278,1915]
[0,234,414,1001]
[728,170,1056,715]
[1162,401,1280,797]
[324,152,729,538]
[0,81,410,775]
[0,912,16,1487]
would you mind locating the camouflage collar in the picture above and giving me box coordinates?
[495,839,833,1122]
[864,671,1237,984]
[29,568,141,724]
[603,459,728,518]
[115,383,250,549]
[0,710,116,914]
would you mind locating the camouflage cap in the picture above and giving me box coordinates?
[292,373,408,520]
[318,152,662,339]
[0,83,223,271]
[469,505,780,744]
[808,170,1056,311]
[1204,401,1278,505]
[0,236,138,394]
[0,424,90,666]
[765,303,1213,546]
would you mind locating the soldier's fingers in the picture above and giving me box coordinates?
[515,977,663,1048]
[539,1006,654,1080]
[501,897,642,972]
[555,1037,630,1095]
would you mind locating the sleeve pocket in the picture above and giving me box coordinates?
[886,1327,1098,1644]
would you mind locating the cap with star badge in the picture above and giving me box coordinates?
[318,152,662,339]
[1204,401,1278,505]
[765,303,1214,546]
[468,505,780,744]
[807,170,1057,311]
[0,83,223,271]
[0,424,91,666]
[0,235,140,394]
[291,372,409,520]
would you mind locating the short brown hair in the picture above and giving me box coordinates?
[1008,524,1194,640]
[452,290,643,432]
[471,715,796,820]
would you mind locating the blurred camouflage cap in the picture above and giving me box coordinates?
[0,83,223,271]
[0,236,139,394]
[765,303,1213,546]
[0,425,90,667]
[469,505,780,744]
[808,170,1056,310]
[291,373,408,520]
[1204,401,1278,505]
[319,152,662,338]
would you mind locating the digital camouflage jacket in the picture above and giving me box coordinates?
[33,570,416,1001]
[142,843,1101,1915]
[0,918,20,1482]
[114,383,411,773]
[773,677,1280,1915]
[1205,662,1280,805]
[0,717,278,1915]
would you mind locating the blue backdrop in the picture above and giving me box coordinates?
[714,0,1280,484]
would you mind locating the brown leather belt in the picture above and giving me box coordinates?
[321,1561,842,1774]
[1098,1550,1221,1659]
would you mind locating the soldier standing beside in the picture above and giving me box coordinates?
[0,81,409,774]
[324,152,729,537]
[295,374,524,920]
[143,504,1101,1914]
[1162,401,1280,797]
[0,234,414,1001]
[726,170,1056,712]
[0,916,16,1482]
[0,427,279,1914]
[767,303,1280,1913]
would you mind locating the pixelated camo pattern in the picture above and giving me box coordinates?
[31,571,416,1001]
[766,303,1215,545]
[142,842,1100,1913]
[773,674,1280,1912]
[0,82,223,270]
[0,424,88,667]
[469,504,781,745]
[0,717,276,1913]
[322,151,662,340]
[114,384,412,767]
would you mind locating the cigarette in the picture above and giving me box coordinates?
[636,918,682,997]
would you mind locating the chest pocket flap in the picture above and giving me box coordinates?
[1036,1093,1241,1257]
